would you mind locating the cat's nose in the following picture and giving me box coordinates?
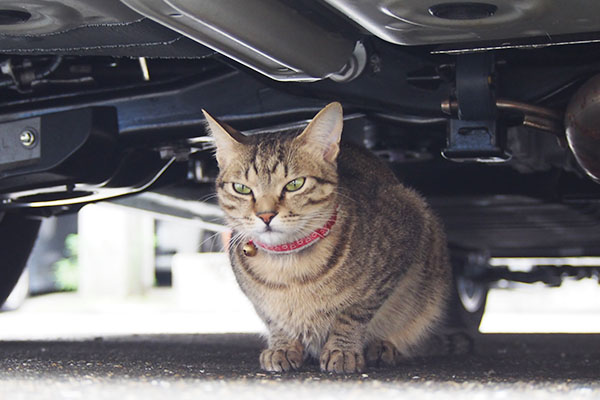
[256,211,278,226]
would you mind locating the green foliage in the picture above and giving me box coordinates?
[53,234,79,291]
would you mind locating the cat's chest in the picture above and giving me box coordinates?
[231,237,351,332]
[236,253,345,324]
[257,284,331,320]
[253,284,343,356]
[253,283,339,344]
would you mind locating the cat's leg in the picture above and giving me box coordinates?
[417,331,474,357]
[260,330,304,372]
[319,309,369,373]
[365,339,405,366]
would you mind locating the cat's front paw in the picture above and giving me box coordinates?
[320,347,365,374]
[260,341,303,372]
[365,340,401,366]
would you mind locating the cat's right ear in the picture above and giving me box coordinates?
[295,102,343,164]
[202,109,247,167]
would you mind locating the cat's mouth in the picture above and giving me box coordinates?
[250,218,315,246]
[253,229,290,246]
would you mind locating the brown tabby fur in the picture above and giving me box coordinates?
[203,103,451,373]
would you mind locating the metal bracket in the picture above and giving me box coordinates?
[442,52,510,162]
[0,107,118,183]
[0,117,41,171]
[0,107,175,209]
[443,119,508,162]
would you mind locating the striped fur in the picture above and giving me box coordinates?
[204,103,451,373]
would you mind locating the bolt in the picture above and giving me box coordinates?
[19,130,36,147]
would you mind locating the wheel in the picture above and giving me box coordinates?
[0,212,41,309]
[446,251,490,333]
[2,268,29,311]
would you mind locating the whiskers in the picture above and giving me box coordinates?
[196,192,219,203]
[229,230,251,252]
[333,188,358,206]
[284,206,347,236]
[195,230,226,252]
[194,228,250,254]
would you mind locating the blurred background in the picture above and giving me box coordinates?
[0,200,599,340]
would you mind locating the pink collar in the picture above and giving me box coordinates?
[249,206,339,254]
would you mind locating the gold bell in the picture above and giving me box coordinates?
[243,241,258,257]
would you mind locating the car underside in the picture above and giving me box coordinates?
[1,1,599,315]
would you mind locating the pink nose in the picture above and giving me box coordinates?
[257,212,277,225]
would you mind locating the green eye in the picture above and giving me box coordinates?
[232,183,252,194]
[285,177,305,192]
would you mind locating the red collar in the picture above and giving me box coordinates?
[249,206,339,254]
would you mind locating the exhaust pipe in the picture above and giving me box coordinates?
[120,0,363,82]
[565,74,600,183]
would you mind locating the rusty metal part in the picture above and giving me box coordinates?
[441,98,564,135]
[522,115,564,135]
[496,99,562,122]
[442,99,561,121]
[440,98,454,116]
[565,75,600,183]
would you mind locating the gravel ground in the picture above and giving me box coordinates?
[0,333,598,399]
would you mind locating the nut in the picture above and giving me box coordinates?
[19,130,36,147]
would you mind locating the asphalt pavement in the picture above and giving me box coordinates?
[0,333,598,399]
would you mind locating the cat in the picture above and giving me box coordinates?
[203,102,451,373]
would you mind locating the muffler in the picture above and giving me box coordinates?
[120,0,363,82]
[565,74,600,183]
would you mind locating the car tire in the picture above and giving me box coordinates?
[0,212,41,309]
[447,274,488,334]
[446,252,489,334]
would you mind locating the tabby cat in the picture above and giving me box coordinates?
[203,102,451,373]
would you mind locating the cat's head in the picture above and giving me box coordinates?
[203,102,343,246]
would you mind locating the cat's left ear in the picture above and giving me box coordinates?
[202,109,248,167]
[296,102,343,163]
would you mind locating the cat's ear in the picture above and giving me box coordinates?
[202,109,248,167]
[296,102,343,163]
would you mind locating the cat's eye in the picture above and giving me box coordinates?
[284,177,305,192]
[232,183,252,195]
